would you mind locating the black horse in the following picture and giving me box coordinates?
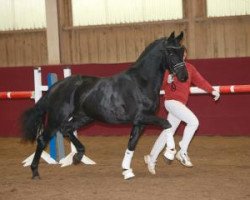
[22,31,188,179]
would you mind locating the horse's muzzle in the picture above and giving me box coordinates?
[176,67,188,82]
[178,73,188,82]
[171,62,188,82]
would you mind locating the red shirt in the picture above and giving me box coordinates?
[162,62,213,104]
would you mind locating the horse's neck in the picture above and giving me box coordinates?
[133,54,165,94]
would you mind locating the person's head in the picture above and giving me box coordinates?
[183,46,187,60]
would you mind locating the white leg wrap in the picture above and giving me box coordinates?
[122,149,134,170]
[122,168,135,180]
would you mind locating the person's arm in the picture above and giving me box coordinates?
[190,64,220,101]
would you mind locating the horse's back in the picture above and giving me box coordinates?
[45,75,99,124]
[47,75,97,101]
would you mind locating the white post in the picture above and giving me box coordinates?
[63,67,71,78]
[33,67,49,102]
[33,68,43,103]
[59,68,96,167]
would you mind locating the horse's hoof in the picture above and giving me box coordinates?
[122,169,135,180]
[73,153,83,165]
[31,170,41,180]
[164,157,173,165]
[32,175,41,180]
[73,157,81,165]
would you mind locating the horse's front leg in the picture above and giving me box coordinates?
[122,125,144,180]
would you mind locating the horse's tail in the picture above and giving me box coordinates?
[21,94,48,142]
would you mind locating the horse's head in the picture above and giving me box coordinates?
[163,32,188,82]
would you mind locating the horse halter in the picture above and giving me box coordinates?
[165,45,185,75]
[170,61,185,76]
[167,62,184,92]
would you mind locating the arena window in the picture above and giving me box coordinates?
[0,0,46,31]
[206,0,250,17]
[71,0,183,27]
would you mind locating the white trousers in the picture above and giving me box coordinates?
[150,100,199,163]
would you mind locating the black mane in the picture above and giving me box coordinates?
[135,37,165,63]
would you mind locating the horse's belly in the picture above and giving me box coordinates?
[83,100,130,124]
[82,86,135,124]
[98,106,130,124]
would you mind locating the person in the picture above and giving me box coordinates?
[144,46,220,174]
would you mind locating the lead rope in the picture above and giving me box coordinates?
[171,82,176,91]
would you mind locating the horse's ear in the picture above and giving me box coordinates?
[175,31,184,43]
[168,31,175,41]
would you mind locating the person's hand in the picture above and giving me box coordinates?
[167,74,174,84]
[212,90,220,101]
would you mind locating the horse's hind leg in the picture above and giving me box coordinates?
[31,129,53,179]
[60,114,93,165]
[67,132,85,164]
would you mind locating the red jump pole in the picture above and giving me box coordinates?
[0,91,34,99]
[190,85,250,94]
[219,85,250,93]
[160,84,250,95]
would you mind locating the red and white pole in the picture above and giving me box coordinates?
[0,91,34,99]
[160,85,250,95]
